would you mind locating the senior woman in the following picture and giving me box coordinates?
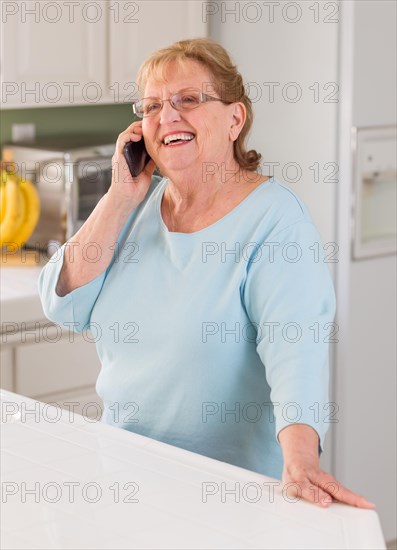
[39,38,373,509]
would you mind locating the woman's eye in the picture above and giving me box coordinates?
[145,102,161,113]
[181,95,199,104]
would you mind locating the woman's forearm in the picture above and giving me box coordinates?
[56,191,138,297]
[55,121,156,297]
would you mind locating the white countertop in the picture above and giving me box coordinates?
[0,264,46,327]
[0,390,386,550]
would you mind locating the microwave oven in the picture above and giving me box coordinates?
[2,134,116,251]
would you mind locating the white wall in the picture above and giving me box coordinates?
[209,0,339,472]
[209,1,338,245]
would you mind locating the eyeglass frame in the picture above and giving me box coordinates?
[132,87,233,118]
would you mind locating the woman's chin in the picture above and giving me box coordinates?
[160,158,197,174]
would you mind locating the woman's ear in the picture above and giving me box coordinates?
[229,102,246,142]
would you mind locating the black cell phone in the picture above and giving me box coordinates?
[123,138,151,177]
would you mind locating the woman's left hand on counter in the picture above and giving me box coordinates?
[278,424,376,508]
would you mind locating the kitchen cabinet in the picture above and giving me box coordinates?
[0,0,107,109]
[1,322,102,418]
[0,266,103,419]
[36,386,104,421]
[109,0,207,104]
[1,0,208,109]
[14,331,101,397]
[0,349,14,392]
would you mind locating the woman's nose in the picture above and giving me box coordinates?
[159,100,181,124]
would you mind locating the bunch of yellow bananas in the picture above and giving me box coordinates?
[0,168,40,251]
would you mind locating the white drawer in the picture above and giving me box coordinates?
[38,387,104,421]
[0,348,14,392]
[15,336,101,397]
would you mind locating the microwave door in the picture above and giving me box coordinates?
[26,157,66,250]
[74,156,112,235]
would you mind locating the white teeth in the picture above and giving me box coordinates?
[163,133,194,145]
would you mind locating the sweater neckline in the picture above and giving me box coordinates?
[157,176,274,237]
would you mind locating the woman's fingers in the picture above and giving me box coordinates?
[333,487,375,508]
[109,120,155,202]
[311,471,376,509]
[115,121,144,156]
[113,121,145,182]
[283,469,376,509]
[283,475,334,508]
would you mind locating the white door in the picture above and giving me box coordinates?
[1,0,107,109]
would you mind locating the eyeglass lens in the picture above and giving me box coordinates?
[136,90,203,117]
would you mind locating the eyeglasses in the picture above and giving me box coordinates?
[132,88,232,118]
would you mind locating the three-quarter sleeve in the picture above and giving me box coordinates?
[37,174,164,334]
[242,221,337,453]
[37,243,108,333]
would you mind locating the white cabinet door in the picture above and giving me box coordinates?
[38,387,104,421]
[0,348,14,392]
[1,0,107,109]
[108,0,208,104]
[15,335,101,397]
[0,0,208,109]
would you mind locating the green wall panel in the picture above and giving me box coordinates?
[0,104,135,150]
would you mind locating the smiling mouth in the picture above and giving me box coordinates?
[162,133,195,146]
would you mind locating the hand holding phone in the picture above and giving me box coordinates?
[123,138,151,177]
[109,123,155,208]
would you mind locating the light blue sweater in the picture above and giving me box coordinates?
[38,175,336,480]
